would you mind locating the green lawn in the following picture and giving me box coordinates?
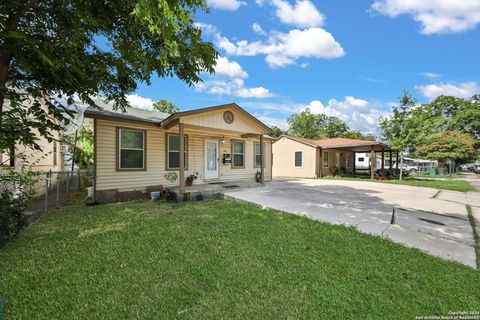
[323,176,475,192]
[1,199,479,319]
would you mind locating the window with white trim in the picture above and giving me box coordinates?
[232,140,244,168]
[119,129,145,169]
[167,134,188,169]
[254,142,263,168]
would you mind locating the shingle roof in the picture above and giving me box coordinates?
[279,135,390,149]
[84,99,170,124]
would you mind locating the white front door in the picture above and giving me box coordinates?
[205,140,219,179]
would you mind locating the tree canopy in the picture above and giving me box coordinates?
[153,99,180,114]
[287,108,374,140]
[0,0,217,153]
[269,126,285,138]
[416,131,477,163]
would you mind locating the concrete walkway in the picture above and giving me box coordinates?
[225,178,477,268]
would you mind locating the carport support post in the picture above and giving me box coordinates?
[179,122,185,195]
[381,148,384,170]
[395,151,399,169]
[370,146,375,180]
[353,152,356,175]
[260,134,265,185]
[389,150,393,169]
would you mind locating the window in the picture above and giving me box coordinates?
[254,142,264,168]
[232,140,244,168]
[167,134,188,170]
[118,128,145,170]
[323,151,329,167]
[295,151,302,167]
[358,157,365,162]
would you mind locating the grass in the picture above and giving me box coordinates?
[323,176,475,192]
[1,199,479,319]
[466,205,480,270]
[414,172,465,180]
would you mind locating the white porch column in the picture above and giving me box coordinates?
[260,134,265,185]
[179,122,185,194]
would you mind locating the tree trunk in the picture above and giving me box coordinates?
[399,151,404,181]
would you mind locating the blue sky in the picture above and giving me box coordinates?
[127,0,480,133]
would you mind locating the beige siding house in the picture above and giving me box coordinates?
[272,135,394,179]
[86,103,273,202]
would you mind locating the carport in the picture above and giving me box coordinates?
[317,140,398,180]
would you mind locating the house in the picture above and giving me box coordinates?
[0,139,66,173]
[84,102,273,203]
[272,135,396,179]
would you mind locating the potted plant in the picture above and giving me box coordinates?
[332,166,344,177]
[185,172,199,186]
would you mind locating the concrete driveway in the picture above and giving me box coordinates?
[225,178,478,268]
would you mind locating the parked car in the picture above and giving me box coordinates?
[401,164,418,174]
[474,164,480,174]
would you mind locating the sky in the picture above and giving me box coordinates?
[126,0,480,134]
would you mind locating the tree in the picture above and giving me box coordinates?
[419,95,480,140]
[153,99,180,114]
[0,0,217,153]
[287,108,324,139]
[320,116,349,138]
[417,131,477,175]
[65,119,94,169]
[269,126,285,138]
[342,130,376,141]
[379,91,419,180]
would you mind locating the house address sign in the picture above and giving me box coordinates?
[223,111,234,124]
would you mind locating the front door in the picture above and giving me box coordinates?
[205,140,219,179]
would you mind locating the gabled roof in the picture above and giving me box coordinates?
[275,135,392,150]
[84,101,271,133]
[160,103,271,133]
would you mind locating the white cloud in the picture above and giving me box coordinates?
[415,82,480,100]
[252,23,267,36]
[197,56,274,99]
[206,0,245,10]
[371,0,480,34]
[196,79,274,98]
[303,96,387,133]
[214,56,248,79]
[420,72,442,79]
[126,94,154,110]
[271,0,325,27]
[218,27,344,68]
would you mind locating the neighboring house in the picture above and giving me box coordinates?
[0,136,65,173]
[272,135,395,179]
[85,102,273,202]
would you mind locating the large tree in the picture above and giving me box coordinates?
[422,95,480,140]
[0,0,217,152]
[417,131,477,174]
[269,126,285,138]
[287,108,351,139]
[153,99,180,114]
[379,92,421,180]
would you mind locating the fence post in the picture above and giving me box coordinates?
[66,172,70,197]
[56,172,60,207]
[92,175,96,203]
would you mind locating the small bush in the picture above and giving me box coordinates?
[0,170,37,243]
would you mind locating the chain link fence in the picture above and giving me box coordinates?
[0,170,94,221]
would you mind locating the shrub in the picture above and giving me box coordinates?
[0,170,37,243]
